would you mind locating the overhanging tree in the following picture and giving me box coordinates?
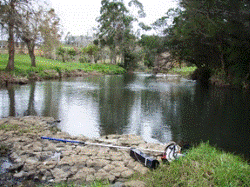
[157,0,250,85]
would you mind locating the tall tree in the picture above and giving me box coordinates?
[139,34,165,68]
[0,0,20,71]
[96,0,145,68]
[84,44,99,63]
[16,6,42,67]
[96,0,130,64]
[39,8,61,59]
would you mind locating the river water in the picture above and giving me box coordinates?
[0,73,249,160]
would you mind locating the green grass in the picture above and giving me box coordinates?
[169,66,197,78]
[0,123,19,131]
[0,54,126,78]
[131,142,250,187]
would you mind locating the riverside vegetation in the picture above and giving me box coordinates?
[0,54,126,86]
[131,143,250,187]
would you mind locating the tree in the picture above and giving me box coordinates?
[16,6,42,67]
[157,0,250,85]
[0,0,22,70]
[1,0,57,68]
[84,44,99,63]
[96,0,145,68]
[56,46,66,62]
[67,47,77,61]
[96,0,130,64]
[139,35,165,68]
[39,8,61,59]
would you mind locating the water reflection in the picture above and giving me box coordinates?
[179,85,250,160]
[98,75,135,135]
[24,82,37,116]
[0,74,249,160]
[7,85,16,116]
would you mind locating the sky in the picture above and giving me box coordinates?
[47,0,178,38]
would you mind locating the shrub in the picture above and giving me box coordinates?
[56,46,66,62]
[79,56,91,63]
[67,48,77,60]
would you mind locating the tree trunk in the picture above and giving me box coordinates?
[62,54,65,62]
[6,1,15,71]
[27,41,36,67]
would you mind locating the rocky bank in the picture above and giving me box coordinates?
[0,116,168,186]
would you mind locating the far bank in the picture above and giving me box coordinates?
[0,54,126,86]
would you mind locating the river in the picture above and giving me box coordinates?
[0,73,249,160]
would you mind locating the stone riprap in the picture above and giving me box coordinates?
[0,116,167,186]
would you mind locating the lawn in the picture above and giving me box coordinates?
[169,66,197,78]
[0,54,126,77]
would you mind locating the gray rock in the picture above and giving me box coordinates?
[127,160,137,168]
[86,159,110,168]
[41,161,57,169]
[95,169,115,182]
[60,154,88,165]
[13,171,26,178]
[103,164,116,172]
[13,170,35,179]
[123,180,146,187]
[77,146,97,156]
[43,143,57,151]
[133,164,149,175]
[8,163,24,172]
[32,142,43,152]
[9,152,19,161]
[25,157,39,165]
[120,169,135,178]
[85,174,95,182]
[71,167,96,180]
[112,161,126,167]
[51,168,71,182]
[61,150,72,156]
[110,152,125,161]
[110,166,128,177]
[109,182,125,187]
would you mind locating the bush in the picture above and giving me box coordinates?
[79,56,91,63]
[67,48,77,60]
[56,46,66,62]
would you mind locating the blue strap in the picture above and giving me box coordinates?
[41,136,85,145]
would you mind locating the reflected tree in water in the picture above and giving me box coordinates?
[7,85,15,116]
[98,75,136,135]
[24,82,37,116]
[179,84,250,160]
[42,81,61,119]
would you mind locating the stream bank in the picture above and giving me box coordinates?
[0,70,103,87]
[0,116,167,186]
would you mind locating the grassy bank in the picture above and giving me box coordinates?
[131,142,249,187]
[0,54,126,79]
[168,66,197,78]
